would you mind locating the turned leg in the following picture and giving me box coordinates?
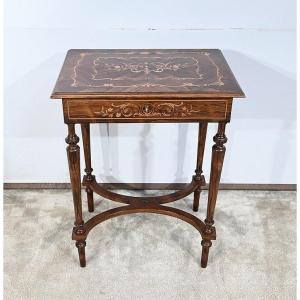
[66,124,86,267]
[81,124,95,212]
[193,122,207,212]
[201,122,227,268]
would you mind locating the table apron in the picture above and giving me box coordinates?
[62,99,232,123]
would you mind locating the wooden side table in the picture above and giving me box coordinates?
[51,49,245,268]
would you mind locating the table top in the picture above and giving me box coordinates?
[51,49,244,99]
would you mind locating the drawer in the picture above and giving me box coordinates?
[63,99,232,123]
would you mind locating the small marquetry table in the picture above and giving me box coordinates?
[51,49,244,268]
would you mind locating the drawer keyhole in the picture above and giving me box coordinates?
[143,103,153,114]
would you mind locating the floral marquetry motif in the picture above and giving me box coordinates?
[93,102,201,118]
[99,60,192,75]
[73,52,224,90]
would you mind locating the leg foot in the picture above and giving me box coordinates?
[201,239,212,268]
[76,241,86,267]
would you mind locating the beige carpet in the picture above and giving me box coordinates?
[4,189,296,300]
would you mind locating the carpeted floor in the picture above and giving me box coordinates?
[4,189,296,300]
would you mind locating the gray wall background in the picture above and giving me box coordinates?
[4,0,296,184]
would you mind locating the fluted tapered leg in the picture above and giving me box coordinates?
[193,122,207,212]
[81,124,95,212]
[66,124,86,267]
[201,122,227,268]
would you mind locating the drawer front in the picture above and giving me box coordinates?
[63,99,232,122]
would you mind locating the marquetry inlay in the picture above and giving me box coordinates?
[51,49,244,97]
[71,51,224,90]
[65,99,230,121]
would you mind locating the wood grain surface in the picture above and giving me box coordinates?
[51,49,245,99]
